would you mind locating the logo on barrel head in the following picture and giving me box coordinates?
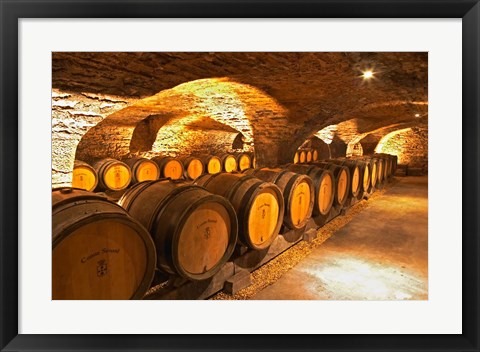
[97,259,108,277]
[204,227,211,239]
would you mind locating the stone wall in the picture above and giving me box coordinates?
[52,89,136,187]
[376,127,428,173]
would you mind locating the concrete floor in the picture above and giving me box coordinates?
[252,176,428,300]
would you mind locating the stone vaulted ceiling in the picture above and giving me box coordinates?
[52,52,428,166]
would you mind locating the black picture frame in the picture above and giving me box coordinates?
[1,1,479,351]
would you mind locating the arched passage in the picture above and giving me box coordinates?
[75,77,289,165]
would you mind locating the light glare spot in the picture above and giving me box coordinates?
[363,71,374,79]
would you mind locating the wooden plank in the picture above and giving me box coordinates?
[143,262,235,300]
[233,227,306,272]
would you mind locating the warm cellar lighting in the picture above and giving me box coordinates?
[363,71,374,79]
[415,114,420,117]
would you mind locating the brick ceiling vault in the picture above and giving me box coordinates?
[54,52,428,167]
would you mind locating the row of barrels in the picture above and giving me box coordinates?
[72,153,255,192]
[293,148,319,164]
[53,154,396,300]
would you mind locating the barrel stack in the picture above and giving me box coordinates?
[286,164,335,227]
[244,168,314,231]
[195,173,285,251]
[119,179,238,281]
[56,150,398,299]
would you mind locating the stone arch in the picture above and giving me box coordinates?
[75,77,289,166]
[346,142,364,157]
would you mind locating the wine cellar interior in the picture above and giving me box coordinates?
[52,52,428,300]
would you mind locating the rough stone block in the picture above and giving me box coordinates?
[224,269,252,295]
[302,228,317,242]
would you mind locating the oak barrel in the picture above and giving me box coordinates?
[123,157,160,184]
[198,155,222,174]
[119,180,238,281]
[179,156,205,180]
[195,173,284,250]
[349,158,374,193]
[306,150,313,163]
[376,158,385,184]
[235,153,252,171]
[327,159,361,198]
[293,151,299,164]
[312,149,319,161]
[151,156,184,180]
[52,188,156,300]
[286,164,335,216]
[299,150,307,163]
[311,162,351,207]
[219,153,238,173]
[93,158,132,191]
[357,157,378,189]
[244,168,314,229]
[72,160,98,192]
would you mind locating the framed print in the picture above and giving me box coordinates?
[1,0,479,351]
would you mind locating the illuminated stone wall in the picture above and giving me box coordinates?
[51,89,136,187]
[376,126,428,173]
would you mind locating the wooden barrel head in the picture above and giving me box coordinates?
[319,173,333,215]
[247,189,280,247]
[337,169,348,203]
[52,219,148,300]
[163,160,183,180]
[294,152,299,164]
[238,154,251,171]
[177,202,231,275]
[207,157,222,174]
[306,150,313,162]
[351,166,360,194]
[186,159,204,179]
[72,165,97,192]
[378,161,384,182]
[290,180,312,227]
[136,160,159,182]
[103,163,131,191]
[312,150,319,161]
[363,165,370,191]
[299,151,306,163]
[224,155,237,172]
[371,163,377,187]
